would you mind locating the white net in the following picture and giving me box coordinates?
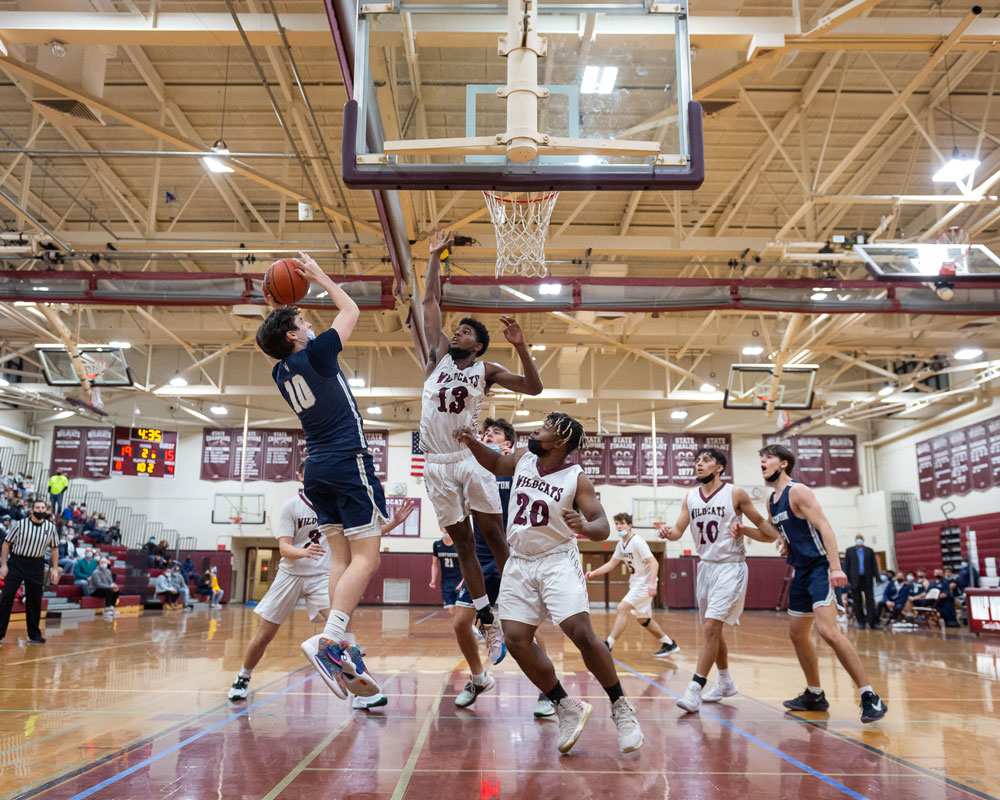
[484,191,559,278]
[935,226,971,275]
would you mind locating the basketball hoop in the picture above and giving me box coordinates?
[229,516,243,526]
[484,191,558,278]
[935,226,971,277]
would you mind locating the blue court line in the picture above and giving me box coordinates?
[414,611,438,625]
[614,660,872,800]
[64,674,316,800]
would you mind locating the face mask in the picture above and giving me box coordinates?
[615,528,627,537]
[696,473,716,485]
[485,443,501,452]
[763,470,781,483]
[527,439,549,457]
[32,510,49,520]
[305,329,316,341]
[960,562,968,569]
[855,539,864,546]
[880,575,888,582]
[99,562,109,569]
[906,575,914,582]
[448,346,474,361]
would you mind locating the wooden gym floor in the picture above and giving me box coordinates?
[0,605,997,800]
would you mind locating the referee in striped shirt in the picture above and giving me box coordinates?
[0,499,59,644]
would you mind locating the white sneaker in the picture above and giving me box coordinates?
[554,698,592,754]
[702,680,738,703]
[228,675,250,702]
[676,681,702,713]
[476,615,506,665]
[610,697,643,753]
[351,693,388,711]
[472,626,485,643]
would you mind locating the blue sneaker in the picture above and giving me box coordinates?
[301,634,381,699]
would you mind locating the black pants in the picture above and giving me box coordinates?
[50,492,65,515]
[92,586,120,608]
[0,555,45,640]
[851,577,877,627]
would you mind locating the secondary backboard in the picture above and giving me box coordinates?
[343,0,703,191]
[723,363,818,411]
[853,242,1000,281]
[632,497,681,528]
[212,493,266,525]
[36,345,133,387]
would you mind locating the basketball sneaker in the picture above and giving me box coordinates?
[676,681,702,713]
[554,698,592,754]
[653,641,680,659]
[476,616,506,665]
[603,639,612,651]
[300,634,380,699]
[860,690,887,723]
[611,697,643,753]
[702,679,738,703]
[783,689,829,712]
[455,672,495,708]
[228,675,250,702]
[352,693,388,711]
[534,693,556,718]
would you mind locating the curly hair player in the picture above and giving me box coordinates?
[455,412,643,755]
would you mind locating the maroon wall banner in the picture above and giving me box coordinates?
[916,413,1000,500]
[668,434,698,486]
[201,428,386,481]
[760,434,860,488]
[607,435,641,486]
[575,434,608,483]
[50,426,113,480]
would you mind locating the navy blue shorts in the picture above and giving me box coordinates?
[788,560,841,616]
[303,450,387,535]
[441,576,462,608]
[455,563,502,608]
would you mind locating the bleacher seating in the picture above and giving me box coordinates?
[895,511,1000,574]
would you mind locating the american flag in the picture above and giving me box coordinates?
[410,431,425,478]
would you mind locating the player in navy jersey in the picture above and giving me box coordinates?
[430,533,462,608]
[744,444,886,724]
[256,253,386,700]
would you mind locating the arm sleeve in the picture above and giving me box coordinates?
[305,329,343,379]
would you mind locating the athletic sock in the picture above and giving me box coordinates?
[606,635,616,647]
[660,635,674,645]
[323,610,350,641]
[238,666,253,679]
[473,671,488,686]
[342,631,357,647]
[718,668,732,682]
[692,674,707,688]
[545,681,568,705]
[604,681,624,704]
[807,685,823,695]
[858,684,874,696]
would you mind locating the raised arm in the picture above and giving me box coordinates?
[562,473,610,542]
[788,483,846,586]
[381,498,416,535]
[422,230,453,374]
[454,426,524,477]
[730,487,781,543]
[655,496,690,541]
[286,253,361,345]
[483,316,543,396]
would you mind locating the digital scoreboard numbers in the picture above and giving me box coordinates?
[112,426,177,478]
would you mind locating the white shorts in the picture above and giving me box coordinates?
[696,560,748,626]
[424,454,501,528]
[253,569,329,625]
[621,584,654,619]
[498,545,589,627]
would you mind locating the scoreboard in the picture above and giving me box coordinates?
[112,426,177,478]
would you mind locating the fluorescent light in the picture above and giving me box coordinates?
[169,375,188,387]
[933,148,980,183]
[531,344,546,351]
[810,291,829,301]
[500,286,535,302]
[32,286,49,292]
[14,301,36,307]
[108,340,131,349]
[670,410,688,420]
[203,139,234,174]
[826,417,844,426]
[210,405,228,415]
[515,409,530,416]
[348,376,366,388]
[877,385,895,397]
[578,155,601,167]
[581,66,617,94]
[539,283,562,295]
[741,345,764,356]
[51,410,75,420]
[954,347,983,360]
[699,383,715,393]
[366,406,382,415]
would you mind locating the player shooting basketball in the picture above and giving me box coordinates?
[418,229,543,665]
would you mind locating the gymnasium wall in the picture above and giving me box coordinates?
[32,421,871,555]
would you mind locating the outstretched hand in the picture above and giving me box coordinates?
[453,426,477,447]
[296,252,327,284]
[393,497,417,523]
[429,229,453,257]
[500,315,525,347]
[654,522,672,540]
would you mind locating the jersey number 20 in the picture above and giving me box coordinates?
[513,492,549,527]
[283,374,316,413]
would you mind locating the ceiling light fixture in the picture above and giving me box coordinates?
[877,385,895,397]
[515,408,530,416]
[366,406,382,415]
[699,383,716,393]
[210,405,228,416]
[108,341,131,349]
[933,146,980,183]
[670,410,688,420]
[169,375,188,387]
[203,139,235,174]
[348,376,366,388]
[538,283,562,295]
[954,347,983,360]
[826,417,844,427]
[741,345,764,356]
[530,344,546,351]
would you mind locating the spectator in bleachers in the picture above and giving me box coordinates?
[915,569,960,628]
[878,573,904,621]
[154,570,180,608]
[180,556,196,586]
[63,503,76,525]
[57,534,77,573]
[156,540,170,566]
[168,566,193,611]
[107,521,121,545]
[196,570,213,603]
[0,515,10,548]
[1,471,16,489]
[207,567,224,607]
[889,573,919,626]
[89,558,120,619]
[22,475,35,499]
[72,549,97,597]
[48,470,68,516]
[957,560,979,590]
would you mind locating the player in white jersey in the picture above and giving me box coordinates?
[421,229,542,665]
[228,464,413,708]
[656,446,780,714]
[585,512,680,659]
[456,412,643,756]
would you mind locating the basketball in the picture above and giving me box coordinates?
[264,259,308,305]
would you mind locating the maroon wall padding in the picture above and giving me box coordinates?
[896,512,1000,574]
[664,557,698,609]
[745,558,794,609]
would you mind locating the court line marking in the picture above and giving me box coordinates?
[300,768,982,776]
[613,660,873,800]
[388,671,453,800]
[414,611,439,625]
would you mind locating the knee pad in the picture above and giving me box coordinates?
[639,618,651,627]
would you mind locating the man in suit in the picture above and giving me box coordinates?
[844,535,879,629]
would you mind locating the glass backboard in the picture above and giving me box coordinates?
[36,345,133,387]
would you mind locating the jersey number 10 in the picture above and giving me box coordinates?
[695,519,720,546]
[283,374,316,413]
